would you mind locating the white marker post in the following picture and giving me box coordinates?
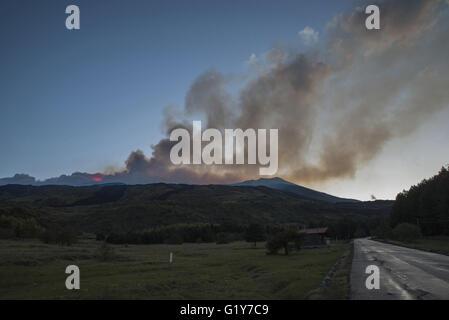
[169,252,173,264]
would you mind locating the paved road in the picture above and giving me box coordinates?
[350,238,449,300]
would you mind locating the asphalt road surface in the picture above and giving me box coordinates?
[350,238,449,300]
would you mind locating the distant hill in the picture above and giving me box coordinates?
[0,183,391,234]
[232,177,360,203]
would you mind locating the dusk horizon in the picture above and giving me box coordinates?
[2,1,449,201]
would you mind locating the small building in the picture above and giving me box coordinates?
[299,227,329,248]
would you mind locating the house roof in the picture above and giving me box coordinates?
[299,227,328,234]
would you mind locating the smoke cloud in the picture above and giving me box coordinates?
[1,0,449,187]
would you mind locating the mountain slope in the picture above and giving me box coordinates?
[232,177,360,203]
[0,183,389,234]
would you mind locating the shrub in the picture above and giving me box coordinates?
[245,224,266,247]
[96,242,116,261]
[0,227,15,239]
[216,232,231,244]
[266,235,284,255]
[372,225,393,239]
[391,223,422,242]
[39,229,77,246]
[266,228,304,255]
[96,233,106,241]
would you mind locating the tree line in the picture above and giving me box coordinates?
[102,223,246,245]
[391,166,449,236]
[0,214,76,245]
[100,218,385,246]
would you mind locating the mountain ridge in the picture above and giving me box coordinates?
[232,177,360,203]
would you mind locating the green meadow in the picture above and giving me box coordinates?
[0,239,349,299]
[381,236,449,256]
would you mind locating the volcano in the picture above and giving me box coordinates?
[232,177,360,203]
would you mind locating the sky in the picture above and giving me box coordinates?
[1,0,449,200]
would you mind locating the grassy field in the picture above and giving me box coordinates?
[306,241,353,300]
[380,236,449,256]
[0,238,349,299]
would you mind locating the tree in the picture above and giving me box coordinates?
[0,215,44,239]
[390,166,449,236]
[39,229,76,246]
[245,224,266,247]
[354,226,367,239]
[266,228,304,255]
